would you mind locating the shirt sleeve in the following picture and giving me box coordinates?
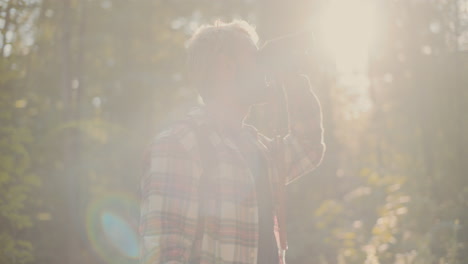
[281,129,325,185]
[139,131,202,264]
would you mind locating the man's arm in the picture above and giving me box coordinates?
[257,73,325,185]
[139,129,202,264]
[258,34,325,184]
[281,73,325,184]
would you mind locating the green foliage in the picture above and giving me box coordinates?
[0,233,33,264]
[0,65,39,264]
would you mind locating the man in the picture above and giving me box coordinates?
[139,19,325,264]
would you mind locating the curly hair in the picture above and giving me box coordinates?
[185,19,259,99]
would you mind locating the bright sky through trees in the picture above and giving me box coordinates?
[317,0,377,73]
[315,0,378,116]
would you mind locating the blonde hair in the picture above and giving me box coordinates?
[185,19,259,98]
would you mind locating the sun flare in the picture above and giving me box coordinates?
[317,0,377,72]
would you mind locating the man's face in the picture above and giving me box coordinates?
[218,41,269,106]
[235,44,269,105]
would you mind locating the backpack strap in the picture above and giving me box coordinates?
[189,122,216,264]
[274,135,288,253]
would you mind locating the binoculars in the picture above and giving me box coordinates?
[258,29,315,75]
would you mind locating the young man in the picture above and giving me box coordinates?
[139,19,325,264]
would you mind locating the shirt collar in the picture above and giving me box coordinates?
[186,105,259,151]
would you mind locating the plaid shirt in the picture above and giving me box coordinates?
[139,104,324,264]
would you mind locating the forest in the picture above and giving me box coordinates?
[0,0,467,263]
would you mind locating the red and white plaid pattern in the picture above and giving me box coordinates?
[139,106,325,264]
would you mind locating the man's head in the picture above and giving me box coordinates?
[185,19,268,106]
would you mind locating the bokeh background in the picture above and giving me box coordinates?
[1,0,467,263]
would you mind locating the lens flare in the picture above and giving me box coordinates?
[86,191,140,264]
[100,211,139,258]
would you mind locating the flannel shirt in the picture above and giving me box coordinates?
[139,105,325,264]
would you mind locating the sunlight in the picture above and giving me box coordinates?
[314,0,379,117]
[317,0,377,72]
